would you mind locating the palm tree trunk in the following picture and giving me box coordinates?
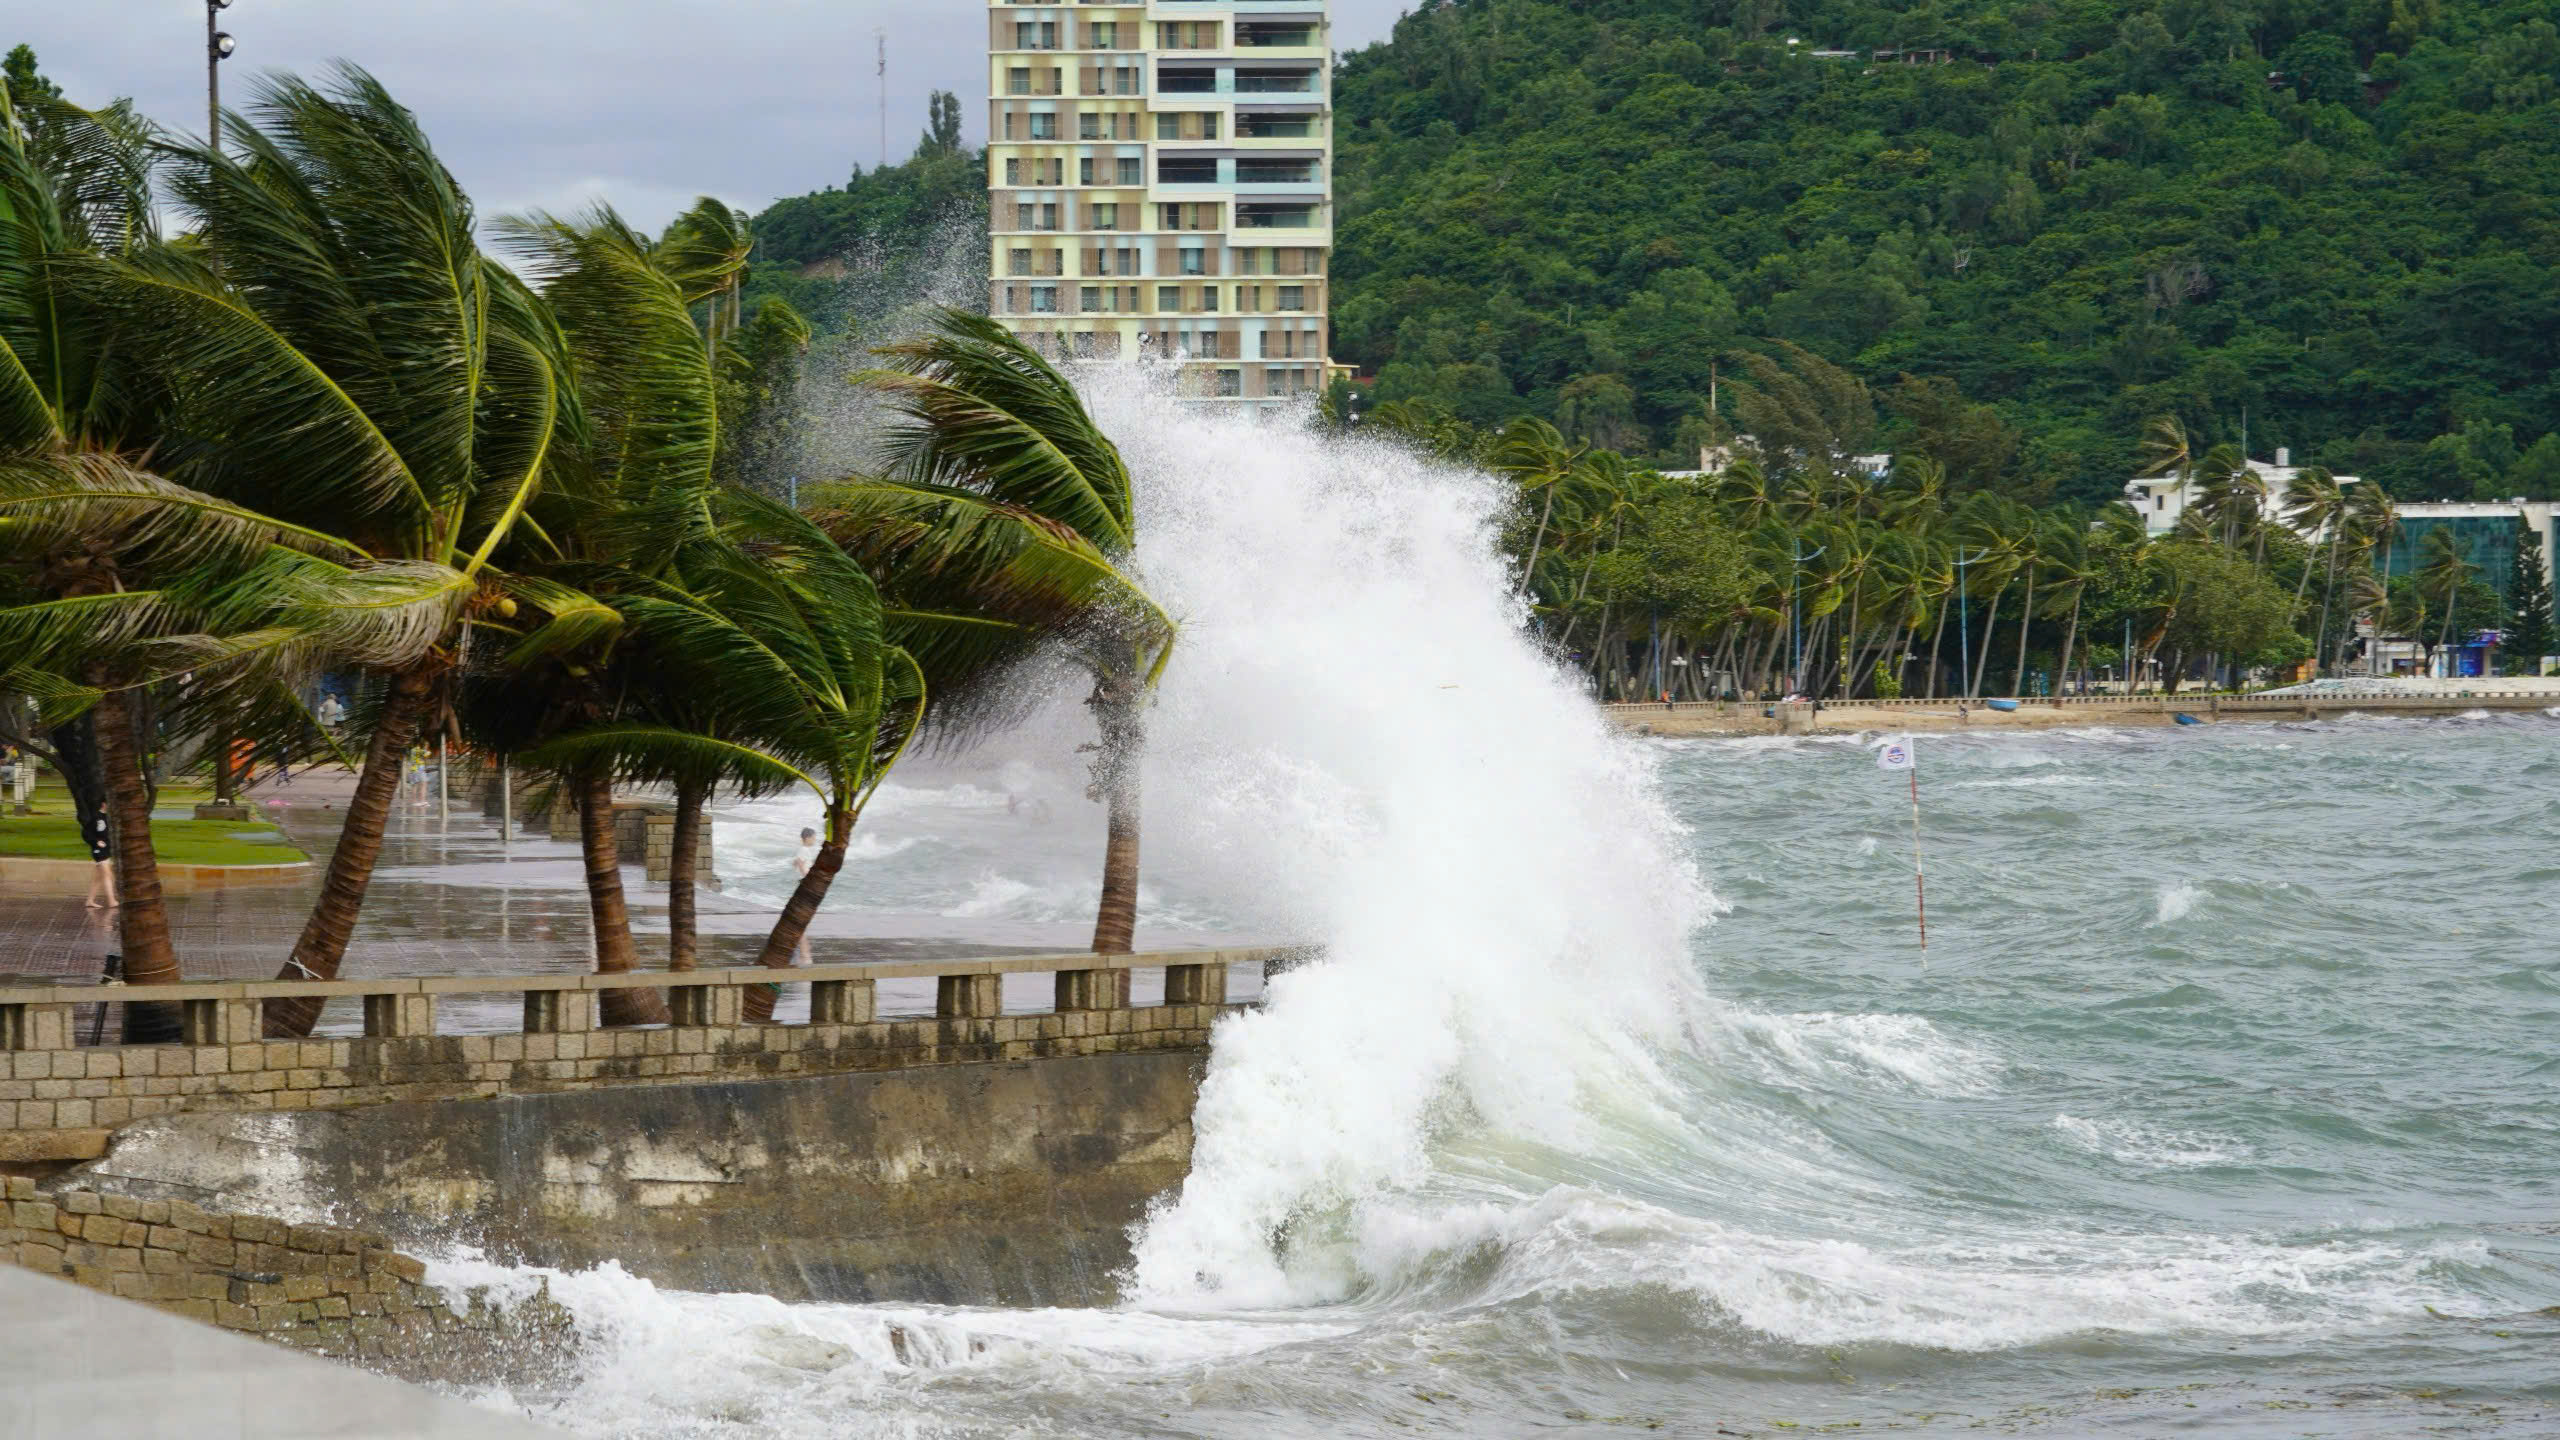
[581,769,667,1028]
[91,685,183,1042]
[1520,484,1556,595]
[1970,588,2005,699]
[264,661,438,1038]
[666,774,709,972]
[744,805,848,1024]
[1926,591,1952,699]
[2313,527,2345,676]
[2056,594,2083,705]
[1089,686,1145,954]
[2012,574,2037,697]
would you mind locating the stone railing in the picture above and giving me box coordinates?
[0,947,1290,1162]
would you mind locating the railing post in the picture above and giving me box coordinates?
[937,973,1002,1019]
[361,993,436,1039]
[1053,968,1129,1011]
[523,988,595,1034]
[1164,961,1228,1006]
[0,1002,72,1052]
[182,998,260,1046]
[669,982,742,1028]
[809,979,875,1025]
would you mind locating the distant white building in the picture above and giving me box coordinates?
[2122,448,2364,538]
[1665,437,1892,481]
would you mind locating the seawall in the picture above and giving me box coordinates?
[1605,691,2560,738]
[77,1050,1206,1305]
[2,950,1279,1310]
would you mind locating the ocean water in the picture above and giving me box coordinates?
[454,386,2560,1437]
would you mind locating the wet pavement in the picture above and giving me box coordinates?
[2,779,1260,1035]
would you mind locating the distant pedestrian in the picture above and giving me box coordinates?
[791,828,819,966]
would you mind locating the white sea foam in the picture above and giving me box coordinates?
[1714,1010,2003,1096]
[1077,377,1714,1310]
[2152,881,2207,924]
[2051,1113,2247,1169]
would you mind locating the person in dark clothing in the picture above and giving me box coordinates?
[52,717,116,909]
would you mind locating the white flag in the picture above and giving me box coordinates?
[1876,736,1915,771]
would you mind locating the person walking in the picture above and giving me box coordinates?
[791,828,819,967]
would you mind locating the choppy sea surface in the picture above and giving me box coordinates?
[450,383,2560,1438]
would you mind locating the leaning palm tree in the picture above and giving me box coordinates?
[535,494,921,1021]
[1489,416,1583,597]
[814,309,1175,977]
[78,69,582,1036]
[0,77,357,1003]
[2415,528,2475,674]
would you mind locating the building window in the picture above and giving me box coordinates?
[1008,68,1032,96]
[1113,66,1142,96]
[1237,159,1316,184]
[1092,203,1119,229]
[1237,249,1260,276]
[1074,331,1096,358]
[1008,249,1032,277]
[1027,113,1057,140]
[1030,285,1058,313]
[1201,285,1219,313]
[1004,158,1021,185]
[1079,112,1102,140]
[1238,23,1316,48]
[1158,155,1217,183]
[1039,203,1059,230]
[1014,22,1056,50]
[1087,21,1117,48]
[1216,369,1241,397]
[1079,157,1094,185]
[1235,69,1315,94]
[1267,367,1288,394]
[1115,156,1142,186]
[1156,21,1220,50]
[1277,285,1305,311]
[1236,203,1315,230]
[1158,69,1215,94]
[1080,285,1102,313]
[1157,285,1181,312]
[1237,114,1315,139]
[1178,249,1205,276]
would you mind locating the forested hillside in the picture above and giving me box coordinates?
[1332,0,2560,505]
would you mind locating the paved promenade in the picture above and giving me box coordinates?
[5,784,1258,1036]
[0,1265,561,1439]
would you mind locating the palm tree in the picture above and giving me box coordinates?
[533,494,919,1020]
[83,69,581,1036]
[1490,416,1583,598]
[0,76,357,1006]
[815,309,1175,971]
[2284,467,2347,671]
[2416,528,2475,675]
[2338,485,2399,673]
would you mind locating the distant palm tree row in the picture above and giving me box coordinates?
[1,70,1158,1026]
[1369,402,2419,701]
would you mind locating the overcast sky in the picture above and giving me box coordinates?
[14,2,1416,234]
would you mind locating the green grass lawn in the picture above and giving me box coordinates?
[0,814,308,867]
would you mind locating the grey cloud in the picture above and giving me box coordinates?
[14,1,1416,235]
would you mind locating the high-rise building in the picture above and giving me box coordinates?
[985,2,1337,406]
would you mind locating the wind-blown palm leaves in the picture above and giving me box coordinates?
[71,67,587,1035]
[532,494,920,1021]
[812,308,1174,968]
[0,77,364,1001]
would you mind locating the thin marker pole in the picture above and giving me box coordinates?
[1908,760,1928,954]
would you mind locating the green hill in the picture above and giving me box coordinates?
[1331,0,2560,505]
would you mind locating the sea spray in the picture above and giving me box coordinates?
[1082,377,1718,1308]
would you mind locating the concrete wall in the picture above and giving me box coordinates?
[72,1051,1208,1307]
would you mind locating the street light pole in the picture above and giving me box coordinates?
[207,1,236,149]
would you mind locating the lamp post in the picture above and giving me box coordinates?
[207,0,236,149]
